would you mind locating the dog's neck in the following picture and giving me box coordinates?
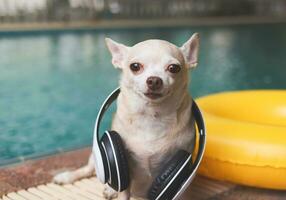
[117,85,191,118]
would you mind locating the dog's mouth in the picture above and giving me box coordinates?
[144,92,163,100]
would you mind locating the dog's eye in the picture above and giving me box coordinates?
[167,64,181,73]
[130,63,143,73]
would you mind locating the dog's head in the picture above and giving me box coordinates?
[105,34,200,103]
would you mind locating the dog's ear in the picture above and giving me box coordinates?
[180,33,200,69]
[105,38,129,69]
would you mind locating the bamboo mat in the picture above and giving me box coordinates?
[1,176,235,200]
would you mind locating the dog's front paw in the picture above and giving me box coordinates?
[53,171,76,184]
[103,186,118,200]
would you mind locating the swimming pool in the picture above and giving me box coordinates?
[0,23,286,165]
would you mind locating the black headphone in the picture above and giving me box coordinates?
[92,87,206,200]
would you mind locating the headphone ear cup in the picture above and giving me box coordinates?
[100,131,129,192]
[148,150,192,200]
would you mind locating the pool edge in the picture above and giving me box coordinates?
[0,147,91,196]
[0,16,285,33]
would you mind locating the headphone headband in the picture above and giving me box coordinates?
[173,96,206,200]
[93,87,121,146]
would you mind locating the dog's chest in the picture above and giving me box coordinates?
[123,128,178,178]
[116,110,177,145]
[112,110,193,175]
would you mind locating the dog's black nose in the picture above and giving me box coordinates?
[146,76,163,90]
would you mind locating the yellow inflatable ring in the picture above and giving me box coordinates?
[196,90,286,190]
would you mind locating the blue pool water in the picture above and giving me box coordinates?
[0,23,286,165]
